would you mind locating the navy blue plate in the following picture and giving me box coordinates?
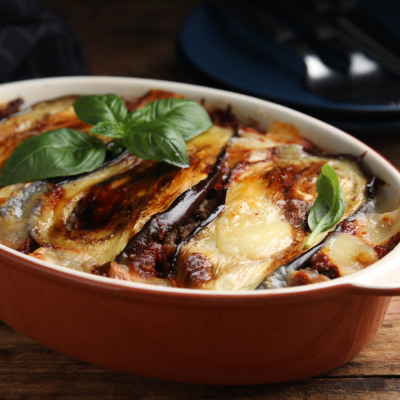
[179,1,400,122]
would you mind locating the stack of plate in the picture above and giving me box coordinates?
[178,1,400,134]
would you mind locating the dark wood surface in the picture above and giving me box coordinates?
[1,0,400,398]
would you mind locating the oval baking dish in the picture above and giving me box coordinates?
[0,76,400,385]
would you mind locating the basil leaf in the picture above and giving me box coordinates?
[74,94,128,125]
[1,128,106,187]
[305,164,345,248]
[90,121,128,138]
[106,139,127,158]
[124,107,151,128]
[127,98,213,141]
[123,121,190,168]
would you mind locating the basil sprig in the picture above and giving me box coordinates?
[1,94,213,187]
[305,164,345,248]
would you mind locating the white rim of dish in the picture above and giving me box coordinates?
[1,76,400,296]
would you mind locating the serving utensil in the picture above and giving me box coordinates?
[310,0,400,79]
[212,0,400,104]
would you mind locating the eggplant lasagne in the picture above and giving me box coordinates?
[0,90,399,290]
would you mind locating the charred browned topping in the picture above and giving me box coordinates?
[65,160,176,237]
[17,236,40,255]
[374,231,400,259]
[340,220,357,235]
[0,99,23,121]
[47,186,65,210]
[108,261,131,280]
[229,160,250,183]
[92,262,111,277]
[209,106,239,129]
[226,145,278,171]
[125,89,185,111]
[178,253,213,288]
[127,242,170,278]
[287,269,330,287]
[311,253,339,279]
[264,163,323,228]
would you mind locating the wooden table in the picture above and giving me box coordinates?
[1,0,400,397]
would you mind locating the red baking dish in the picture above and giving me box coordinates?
[0,77,399,385]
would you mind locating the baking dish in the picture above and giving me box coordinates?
[0,76,399,385]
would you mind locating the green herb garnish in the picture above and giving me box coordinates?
[1,129,106,188]
[1,94,213,187]
[305,164,345,248]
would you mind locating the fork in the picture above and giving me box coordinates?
[256,0,400,101]
[211,0,400,104]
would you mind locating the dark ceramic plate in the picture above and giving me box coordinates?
[179,1,400,125]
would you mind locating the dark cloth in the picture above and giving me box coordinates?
[0,0,88,83]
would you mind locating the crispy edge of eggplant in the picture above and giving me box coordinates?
[116,150,228,265]
[257,177,376,289]
[167,176,230,278]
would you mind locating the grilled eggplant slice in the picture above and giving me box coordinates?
[30,125,234,265]
[0,96,94,176]
[0,181,50,251]
[172,139,370,290]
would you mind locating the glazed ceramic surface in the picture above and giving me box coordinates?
[0,77,399,385]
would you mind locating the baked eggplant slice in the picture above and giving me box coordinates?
[172,139,370,290]
[30,125,234,265]
[0,181,50,252]
[0,96,93,176]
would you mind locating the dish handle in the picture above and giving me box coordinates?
[351,263,400,295]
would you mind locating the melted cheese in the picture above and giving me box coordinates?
[318,232,378,276]
[29,246,98,273]
[215,174,293,259]
[354,207,400,245]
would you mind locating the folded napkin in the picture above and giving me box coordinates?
[0,0,88,83]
